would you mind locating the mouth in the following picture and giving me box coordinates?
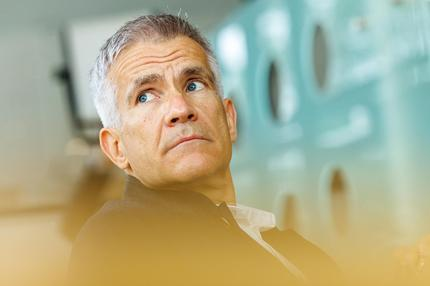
[170,135,209,150]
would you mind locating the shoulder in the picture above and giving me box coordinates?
[263,229,342,284]
[72,197,165,247]
[70,200,138,254]
[68,199,165,284]
[285,230,343,284]
[75,199,138,235]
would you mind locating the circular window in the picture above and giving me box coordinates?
[268,62,281,120]
[312,24,329,91]
[267,61,297,122]
[281,194,298,231]
[330,168,349,234]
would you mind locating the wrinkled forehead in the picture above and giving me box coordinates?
[107,36,212,86]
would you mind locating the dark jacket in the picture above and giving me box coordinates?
[68,176,340,286]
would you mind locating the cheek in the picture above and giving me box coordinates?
[196,96,226,129]
[122,106,158,143]
[122,119,152,159]
[211,110,230,139]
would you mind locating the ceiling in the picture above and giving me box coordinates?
[0,0,245,32]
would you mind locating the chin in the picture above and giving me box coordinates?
[168,153,222,183]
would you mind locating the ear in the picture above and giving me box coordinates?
[99,128,131,172]
[222,98,238,143]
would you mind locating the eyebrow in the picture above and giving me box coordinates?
[180,66,215,84]
[126,73,163,105]
[125,65,216,105]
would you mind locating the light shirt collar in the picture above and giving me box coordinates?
[226,203,277,233]
[224,203,307,282]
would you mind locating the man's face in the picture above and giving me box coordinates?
[105,36,237,189]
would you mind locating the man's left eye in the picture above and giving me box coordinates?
[186,81,204,92]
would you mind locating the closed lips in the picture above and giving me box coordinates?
[171,135,208,149]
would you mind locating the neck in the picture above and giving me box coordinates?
[193,169,236,205]
[143,168,237,205]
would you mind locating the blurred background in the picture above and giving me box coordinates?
[0,0,429,284]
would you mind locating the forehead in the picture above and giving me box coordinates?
[108,36,211,85]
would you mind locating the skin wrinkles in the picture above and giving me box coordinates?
[101,36,237,204]
[125,66,216,106]
[124,50,202,152]
[111,43,199,81]
[158,87,218,158]
[124,65,217,155]
[162,122,214,155]
[124,57,210,89]
[113,45,182,72]
[125,73,163,106]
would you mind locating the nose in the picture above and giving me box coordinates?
[165,91,197,126]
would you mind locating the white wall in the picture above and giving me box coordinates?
[0,27,78,195]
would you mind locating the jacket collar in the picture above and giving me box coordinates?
[123,176,237,225]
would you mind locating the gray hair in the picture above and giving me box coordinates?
[90,14,222,129]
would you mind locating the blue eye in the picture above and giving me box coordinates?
[138,94,147,103]
[137,92,155,104]
[186,81,204,92]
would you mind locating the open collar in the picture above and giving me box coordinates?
[123,176,238,225]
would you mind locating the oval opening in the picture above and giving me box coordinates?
[268,61,281,120]
[281,194,298,231]
[312,23,329,91]
[330,168,349,234]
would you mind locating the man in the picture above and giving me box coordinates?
[69,14,339,286]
